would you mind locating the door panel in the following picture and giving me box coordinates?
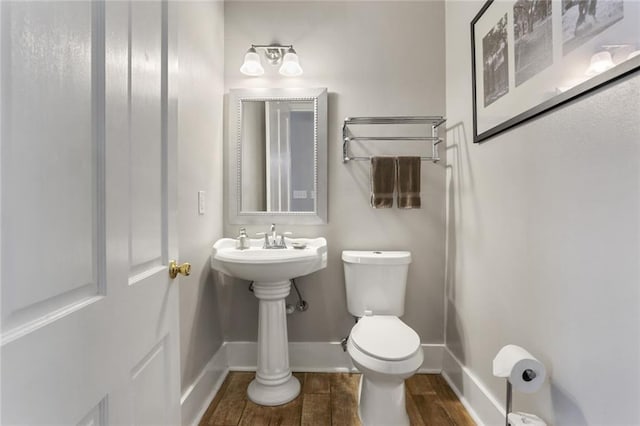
[130,337,171,426]
[1,2,111,421]
[1,1,181,424]
[1,0,102,338]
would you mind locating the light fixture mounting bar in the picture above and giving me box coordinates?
[251,44,293,50]
[240,43,302,76]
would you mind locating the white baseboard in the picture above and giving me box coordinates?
[417,343,444,373]
[181,343,508,426]
[180,345,229,426]
[225,341,356,372]
[441,347,504,426]
[181,341,446,425]
[225,341,445,373]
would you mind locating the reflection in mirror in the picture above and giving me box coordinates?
[228,87,327,225]
[241,100,315,213]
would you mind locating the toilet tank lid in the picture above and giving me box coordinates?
[342,250,411,265]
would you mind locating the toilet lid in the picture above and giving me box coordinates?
[350,316,421,361]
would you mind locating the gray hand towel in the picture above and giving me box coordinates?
[370,157,396,208]
[396,156,421,208]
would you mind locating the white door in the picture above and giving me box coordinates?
[0,1,183,424]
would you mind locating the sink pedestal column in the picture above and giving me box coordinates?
[247,280,300,406]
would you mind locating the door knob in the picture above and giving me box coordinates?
[169,260,191,279]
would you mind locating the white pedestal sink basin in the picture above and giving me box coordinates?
[211,237,327,406]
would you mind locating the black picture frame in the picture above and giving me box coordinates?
[471,0,640,144]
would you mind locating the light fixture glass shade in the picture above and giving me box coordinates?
[279,48,303,77]
[585,51,614,76]
[240,48,264,76]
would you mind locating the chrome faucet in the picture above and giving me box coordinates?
[259,223,290,249]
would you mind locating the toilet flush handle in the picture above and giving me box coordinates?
[364,310,373,316]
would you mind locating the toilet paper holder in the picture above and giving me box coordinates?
[505,369,537,425]
[493,344,547,426]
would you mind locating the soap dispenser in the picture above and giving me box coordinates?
[236,227,250,250]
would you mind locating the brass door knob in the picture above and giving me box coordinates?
[169,260,191,279]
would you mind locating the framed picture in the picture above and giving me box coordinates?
[471,0,640,143]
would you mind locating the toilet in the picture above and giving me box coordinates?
[342,250,423,426]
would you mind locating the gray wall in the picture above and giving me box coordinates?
[177,1,225,394]
[221,1,447,343]
[445,1,640,424]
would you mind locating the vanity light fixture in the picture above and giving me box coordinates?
[240,44,303,77]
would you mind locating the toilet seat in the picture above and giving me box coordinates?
[351,316,421,361]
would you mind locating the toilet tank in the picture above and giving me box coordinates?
[342,250,412,317]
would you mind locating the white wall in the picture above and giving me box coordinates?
[176,1,225,394]
[445,1,640,425]
[221,1,447,343]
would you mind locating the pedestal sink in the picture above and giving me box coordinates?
[211,237,327,406]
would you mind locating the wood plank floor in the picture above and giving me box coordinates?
[199,372,476,426]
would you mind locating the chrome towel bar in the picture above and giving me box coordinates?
[342,115,446,163]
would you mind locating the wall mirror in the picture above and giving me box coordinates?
[227,88,327,224]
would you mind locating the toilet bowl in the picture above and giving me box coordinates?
[347,315,423,426]
[342,250,422,426]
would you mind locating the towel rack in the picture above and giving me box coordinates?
[342,116,446,163]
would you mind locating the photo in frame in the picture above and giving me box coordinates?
[471,0,640,143]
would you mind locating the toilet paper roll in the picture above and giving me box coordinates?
[493,345,546,393]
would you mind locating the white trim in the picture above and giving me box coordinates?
[224,341,445,373]
[222,341,257,371]
[180,344,229,426]
[417,343,445,373]
[183,341,448,424]
[441,347,504,426]
[225,341,356,372]
[182,343,510,426]
[289,341,355,372]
